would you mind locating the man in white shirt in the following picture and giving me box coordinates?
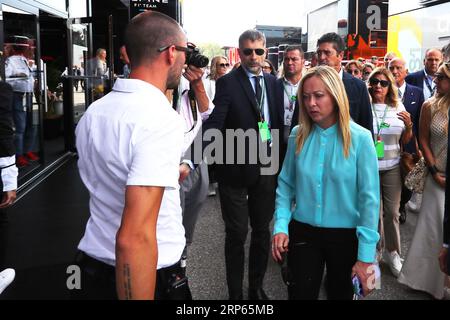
[176,64,213,267]
[276,45,304,160]
[73,11,189,300]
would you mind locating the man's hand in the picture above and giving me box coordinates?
[179,163,191,183]
[352,261,377,297]
[0,190,16,209]
[439,247,448,275]
[183,65,204,85]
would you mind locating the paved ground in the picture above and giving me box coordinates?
[187,193,433,300]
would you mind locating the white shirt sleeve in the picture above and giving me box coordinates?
[200,96,214,121]
[127,116,183,189]
[0,156,18,191]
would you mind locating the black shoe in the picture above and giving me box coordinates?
[399,209,407,224]
[248,288,269,300]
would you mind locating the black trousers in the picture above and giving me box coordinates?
[218,174,276,297]
[70,251,192,300]
[0,176,7,270]
[287,221,358,300]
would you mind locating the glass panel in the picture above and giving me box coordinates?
[71,23,89,124]
[3,5,41,174]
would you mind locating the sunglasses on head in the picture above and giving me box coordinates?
[242,48,265,56]
[369,78,390,88]
[218,63,230,68]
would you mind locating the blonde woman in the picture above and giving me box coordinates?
[399,62,450,299]
[368,67,413,277]
[203,55,229,100]
[272,66,380,300]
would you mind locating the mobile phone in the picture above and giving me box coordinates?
[352,275,363,300]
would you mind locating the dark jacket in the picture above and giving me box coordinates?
[405,70,425,90]
[203,66,281,187]
[402,83,425,154]
[0,81,15,157]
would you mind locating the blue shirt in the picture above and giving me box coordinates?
[274,122,380,263]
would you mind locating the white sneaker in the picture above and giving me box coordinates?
[0,268,15,294]
[383,251,403,278]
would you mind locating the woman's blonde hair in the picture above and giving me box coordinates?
[345,60,363,72]
[367,67,400,108]
[209,55,229,80]
[429,62,450,127]
[295,66,352,158]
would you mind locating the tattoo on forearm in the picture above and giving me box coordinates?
[123,264,132,300]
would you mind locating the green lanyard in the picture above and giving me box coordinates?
[255,77,267,121]
[372,104,390,142]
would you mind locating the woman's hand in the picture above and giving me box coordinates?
[352,261,377,297]
[397,111,412,129]
[272,233,289,263]
[433,173,446,189]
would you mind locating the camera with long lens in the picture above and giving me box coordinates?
[186,43,209,68]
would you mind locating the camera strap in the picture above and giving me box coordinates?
[186,85,198,134]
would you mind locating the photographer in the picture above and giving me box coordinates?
[174,44,213,270]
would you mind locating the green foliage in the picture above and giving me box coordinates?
[198,43,226,61]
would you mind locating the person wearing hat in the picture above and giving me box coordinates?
[5,35,38,168]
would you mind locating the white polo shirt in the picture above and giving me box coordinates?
[76,78,185,269]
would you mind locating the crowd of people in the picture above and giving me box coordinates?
[71,11,450,300]
[2,10,450,300]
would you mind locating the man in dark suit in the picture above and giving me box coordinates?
[405,48,443,101]
[389,58,425,224]
[316,33,373,135]
[202,30,281,300]
[275,45,304,162]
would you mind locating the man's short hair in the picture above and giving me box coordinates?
[317,32,346,53]
[125,11,183,68]
[285,45,304,58]
[238,30,266,48]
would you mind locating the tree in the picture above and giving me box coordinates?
[198,43,225,60]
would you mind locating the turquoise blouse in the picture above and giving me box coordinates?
[274,122,380,263]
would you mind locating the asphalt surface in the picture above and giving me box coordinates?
[187,192,433,300]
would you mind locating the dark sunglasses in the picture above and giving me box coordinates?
[242,48,265,56]
[369,78,390,88]
[218,63,230,68]
[435,73,449,81]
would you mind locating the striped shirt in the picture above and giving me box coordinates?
[372,103,406,171]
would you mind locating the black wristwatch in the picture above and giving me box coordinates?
[428,164,438,176]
